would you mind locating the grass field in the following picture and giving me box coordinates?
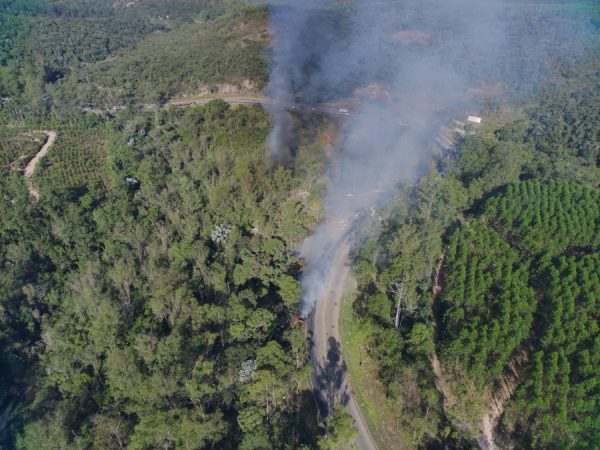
[34,131,108,193]
[339,278,414,450]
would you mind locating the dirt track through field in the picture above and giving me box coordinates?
[24,131,57,201]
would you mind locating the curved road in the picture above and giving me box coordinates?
[307,234,378,450]
[24,131,57,201]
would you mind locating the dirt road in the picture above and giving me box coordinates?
[84,96,410,126]
[24,131,57,201]
[91,96,358,118]
[307,235,378,450]
[168,96,353,117]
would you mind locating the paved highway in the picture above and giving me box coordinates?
[306,231,378,450]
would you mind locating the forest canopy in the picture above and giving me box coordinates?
[0,0,266,122]
[0,102,324,449]
[351,53,600,448]
[0,1,599,449]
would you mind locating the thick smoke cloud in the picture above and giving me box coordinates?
[264,0,597,316]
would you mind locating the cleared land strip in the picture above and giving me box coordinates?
[24,131,57,201]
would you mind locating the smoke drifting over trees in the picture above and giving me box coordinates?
[265,0,597,316]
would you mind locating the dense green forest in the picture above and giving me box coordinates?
[1,0,599,449]
[435,179,600,448]
[53,7,268,107]
[0,101,327,449]
[0,2,334,448]
[0,0,265,122]
[352,54,600,448]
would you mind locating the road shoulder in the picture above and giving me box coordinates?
[339,277,414,450]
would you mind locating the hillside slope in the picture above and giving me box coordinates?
[351,54,600,448]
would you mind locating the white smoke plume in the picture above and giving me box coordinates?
[264,0,598,316]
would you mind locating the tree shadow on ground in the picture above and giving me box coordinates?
[314,336,349,419]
